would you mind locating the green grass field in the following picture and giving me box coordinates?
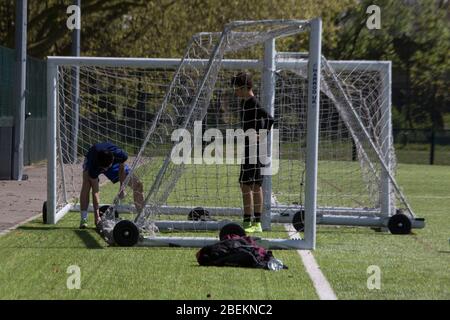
[0,163,449,299]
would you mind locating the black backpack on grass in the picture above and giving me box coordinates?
[196,235,285,269]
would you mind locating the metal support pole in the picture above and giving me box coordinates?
[380,62,392,218]
[261,38,276,231]
[12,0,27,180]
[47,62,58,224]
[304,18,322,249]
[70,0,80,163]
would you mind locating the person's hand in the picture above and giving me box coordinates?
[118,189,126,200]
[94,211,101,226]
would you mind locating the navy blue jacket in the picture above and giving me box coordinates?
[84,142,128,179]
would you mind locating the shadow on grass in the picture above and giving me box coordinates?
[18,226,80,231]
[73,230,104,249]
[8,225,204,251]
[12,226,105,249]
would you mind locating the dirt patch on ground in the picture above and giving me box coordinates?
[0,164,47,233]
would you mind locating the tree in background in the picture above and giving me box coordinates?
[0,0,448,128]
[332,0,449,129]
[0,0,352,57]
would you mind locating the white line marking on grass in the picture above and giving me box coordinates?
[285,224,338,300]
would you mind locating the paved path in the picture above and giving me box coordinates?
[0,164,47,234]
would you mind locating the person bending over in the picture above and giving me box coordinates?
[79,142,144,229]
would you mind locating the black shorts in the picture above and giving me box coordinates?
[239,163,263,186]
[239,142,264,186]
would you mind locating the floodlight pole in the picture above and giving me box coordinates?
[12,0,27,180]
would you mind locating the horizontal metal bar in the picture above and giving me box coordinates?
[138,236,311,250]
[154,205,381,217]
[154,220,233,231]
[47,56,390,72]
[319,215,388,227]
[152,215,386,231]
[226,19,310,28]
[69,204,424,229]
[412,218,425,229]
[72,203,381,216]
[47,57,262,69]
[153,215,425,230]
[55,203,72,224]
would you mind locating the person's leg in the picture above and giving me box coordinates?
[252,183,263,220]
[104,164,144,214]
[79,170,91,228]
[91,177,100,225]
[240,161,256,231]
[251,183,263,232]
[240,183,253,230]
[129,174,145,214]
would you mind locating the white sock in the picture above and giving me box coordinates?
[81,211,88,220]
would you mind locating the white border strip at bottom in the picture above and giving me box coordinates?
[285,224,338,300]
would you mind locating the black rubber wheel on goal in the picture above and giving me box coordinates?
[387,213,412,235]
[113,220,140,247]
[42,201,47,224]
[292,210,305,232]
[219,223,246,241]
[99,205,119,219]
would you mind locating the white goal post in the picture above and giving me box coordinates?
[45,18,424,250]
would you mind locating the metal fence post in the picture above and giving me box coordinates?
[430,127,435,165]
[12,0,27,180]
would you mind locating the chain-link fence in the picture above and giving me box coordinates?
[394,129,450,165]
[0,45,47,170]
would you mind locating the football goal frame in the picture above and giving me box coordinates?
[45,18,425,250]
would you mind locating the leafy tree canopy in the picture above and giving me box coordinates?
[0,0,448,128]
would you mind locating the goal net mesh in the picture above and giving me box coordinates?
[53,20,411,238]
